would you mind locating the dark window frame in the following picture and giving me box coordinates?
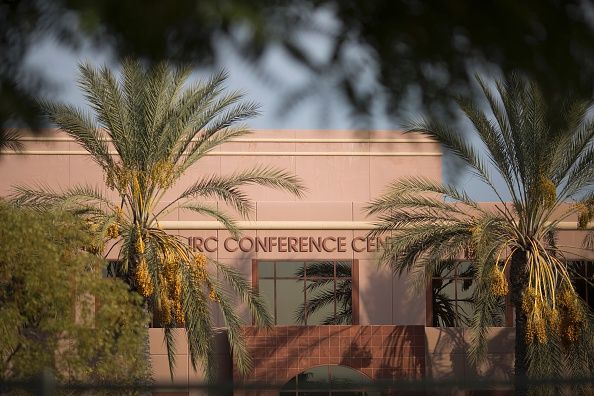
[568,260,594,312]
[252,259,359,325]
[426,260,513,328]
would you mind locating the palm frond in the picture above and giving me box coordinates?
[456,95,522,205]
[175,203,240,238]
[78,62,131,150]
[180,262,215,380]
[163,327,177,381]
[366,176,480,214]
[167,70,234,163]
[177,166,305,216]
[11,184,113,211]
[177,126,251,172]
[181,99,260,168]
[0,128,23,151]
[211,260,273,328]
[377,221,474,275]
[208,282,252,375]
[406,117,497,196]
[39,100,113,170]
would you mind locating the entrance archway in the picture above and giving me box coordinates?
[280,365,378,395]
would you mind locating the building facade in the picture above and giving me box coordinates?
[1,129,592,395]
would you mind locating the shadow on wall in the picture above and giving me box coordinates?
[424,327,515,393]
[379,326,424,379]
[238,324,426,386]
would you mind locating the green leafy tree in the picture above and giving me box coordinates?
[11,60,305,379]
[5,0,594,134]
[0,203,149,388]
[367,74,594,394]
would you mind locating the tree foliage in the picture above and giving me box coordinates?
[0,203,149,387]
[11,60,305,380]
[3,0,594,139]
[367,74,594,394]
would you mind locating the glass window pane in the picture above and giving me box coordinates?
[335,279,353,325]
[257,260,354,326]
[276,279,305,325]
[336,261,352,277]
[277,261,304,277]
[457,279,475,326]
[258,279,275,319]
[587,262,594,279]
[306,279,336,325]
[457,261,475,277]
[575,279,588,302]
[306,261,335,278]
[434,261,456,278]
[299,366,330,391]
[283,366,378,396]
[569,261,587,278]
[258,261,275,278]
[331,365,370,389]
[282,375,297,391]
[432,278,457,327]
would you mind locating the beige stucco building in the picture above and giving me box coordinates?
[1,129,592,395]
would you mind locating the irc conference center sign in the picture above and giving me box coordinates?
[188,235,390,254]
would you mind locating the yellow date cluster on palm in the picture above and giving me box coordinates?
[539,175,557,209]
[577,198,594,229]
[150,160,178,189]
[134,236,154,298]
[105,162,178,194]
[490,266,509,296]
[156,247,185,325]
[190,254,220,303]
[106,222,120,239]
[105,166,132,193]
[522,287,549,344]
[522,286,586,345]
[557,288,586,344]
[135,244,219,326]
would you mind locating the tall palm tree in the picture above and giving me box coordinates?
[367,74,594,393]
[11,60,305,380]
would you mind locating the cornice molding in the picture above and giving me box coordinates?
[0,150,442,157]
[157,220,588,231]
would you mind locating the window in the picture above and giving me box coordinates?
[281,365,377,395]
[569,261,594,312]
[255,260,358,325]
[429,261,508,327]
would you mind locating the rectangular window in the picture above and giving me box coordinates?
[254,260,358,325]
[429,260,508,327]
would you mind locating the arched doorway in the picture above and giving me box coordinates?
[280,365,379,395]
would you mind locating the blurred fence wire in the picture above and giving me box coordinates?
[3,373,594,395]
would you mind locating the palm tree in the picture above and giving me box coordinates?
[11,60,305,380]
[366,74,594,393]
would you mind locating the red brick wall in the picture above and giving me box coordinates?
[234,325,425,389]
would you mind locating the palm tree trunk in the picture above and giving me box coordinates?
[509,250,529,395]
[142,301,153,396]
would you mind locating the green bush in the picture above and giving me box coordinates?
[0,203,150,388]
